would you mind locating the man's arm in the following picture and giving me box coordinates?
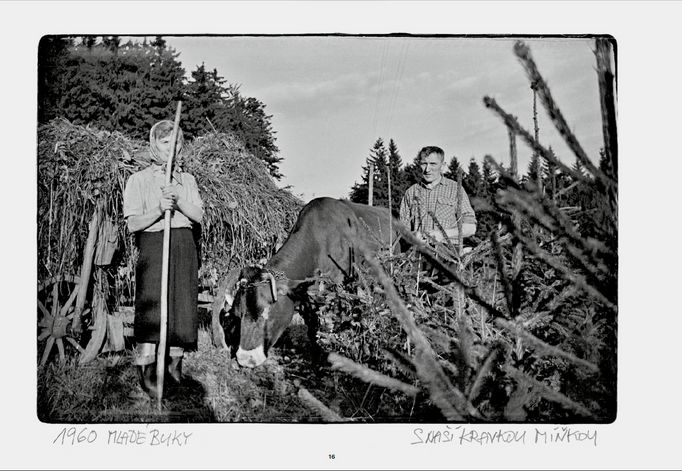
[458,187,477,226]
[428,223,476,242]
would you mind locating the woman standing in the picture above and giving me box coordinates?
[123,120,203,398]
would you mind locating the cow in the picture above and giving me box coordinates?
[227,197,399,368]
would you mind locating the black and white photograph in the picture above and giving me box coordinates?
[36,33,617,425]
[3,1,682,470]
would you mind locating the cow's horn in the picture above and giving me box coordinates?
[266,272,277,302]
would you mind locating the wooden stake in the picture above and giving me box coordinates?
[71,203,101,336]
[368,164,374,206]
[156,101,183,409]
[456,167,464,257]
[386,161,393,274]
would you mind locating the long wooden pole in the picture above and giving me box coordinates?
[156,101,183,408]
[71,203,101,337]
[368,164,374,206]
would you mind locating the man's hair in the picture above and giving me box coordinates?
[418,146,445,162]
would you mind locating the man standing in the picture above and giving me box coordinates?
[399,146,476,243]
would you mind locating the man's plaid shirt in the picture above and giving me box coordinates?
[399,177,476,233]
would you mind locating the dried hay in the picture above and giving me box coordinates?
[37,119,302,299]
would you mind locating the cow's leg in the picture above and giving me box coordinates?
[300,298,323,370]
[212,268,241,350]
[222,311,241,359]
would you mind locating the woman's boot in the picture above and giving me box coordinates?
[137,363,158,398]
[168,356,183,384]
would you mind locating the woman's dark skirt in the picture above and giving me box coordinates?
[134,228,198,350]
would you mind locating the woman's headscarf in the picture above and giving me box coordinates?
[149,120,185,165]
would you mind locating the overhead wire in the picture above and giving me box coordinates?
[386,39,410,139]
[371,40,390,142]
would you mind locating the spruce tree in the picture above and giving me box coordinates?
[370,139,390,208]
[477,155,499,240]
[464,158,483,197]
[542,146,558,199]
[481,155,497,197]
[102,35,120,52]
[219,84,282,178]
[350,138,389,207]
[38,36,74,123]
[82,36,97,49]
[403,154,423,187]
[37,36,282,176]
[524,154,541,188]
[443,155,462,181]
[182,64,228,138]
[386,139,408,216]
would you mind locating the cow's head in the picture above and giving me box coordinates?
[231,267,298,368]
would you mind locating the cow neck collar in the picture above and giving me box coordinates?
[263,267,317,286]
[264,268,288,281]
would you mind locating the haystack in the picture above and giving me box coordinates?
[38,118,301,282]
[37,119,302,361]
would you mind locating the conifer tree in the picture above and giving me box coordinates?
[386,139,408,216]
[102,35,120,52]
[542,146,558,200]
[524,154,542,189]
[182,64,228,138]
[473,156,499,240]
[38,36,74,123]
[572,157,586,178]
[82,36,97,49]
[350,138,389,207]
[370,139,390,208]
[403,154,423,187]
[151,36,167,51]
[443,155,462,181]
[464,158,483,197]
[481,155,497,196]
[219,84,282,178]
[36,36,283,177]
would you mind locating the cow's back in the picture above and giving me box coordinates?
[342,199,397,248]
[266,198,356,281]
[267,198,396,282]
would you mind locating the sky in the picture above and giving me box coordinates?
[164,35,605,202]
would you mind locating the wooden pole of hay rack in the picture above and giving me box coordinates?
[368,163,374,206]
[156,101,183,409]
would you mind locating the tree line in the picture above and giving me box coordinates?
[38,35,282,178]
[349,138,609,243]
